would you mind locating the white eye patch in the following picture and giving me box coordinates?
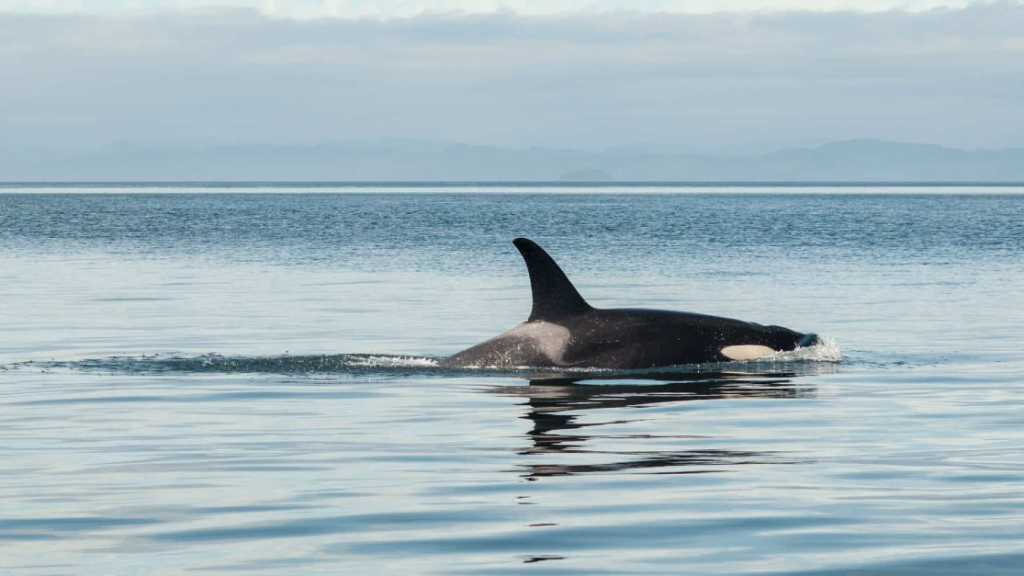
[720,345,777,361]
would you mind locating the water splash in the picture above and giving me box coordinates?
[767,334,843,363]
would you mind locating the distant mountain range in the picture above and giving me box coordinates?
[3,139,1023,182]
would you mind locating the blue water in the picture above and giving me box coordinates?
[2,186,1024,574]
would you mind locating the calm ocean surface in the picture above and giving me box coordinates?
[2,185,1024,575]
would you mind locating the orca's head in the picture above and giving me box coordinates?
[770,327,819,350]
[796,333,821,349]
[762,326,819,352]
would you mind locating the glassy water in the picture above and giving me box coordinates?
[2,186,1023,574]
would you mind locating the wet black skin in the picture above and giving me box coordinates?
[442,308,816,369]
[546,308,810,369]
[440,238,818,370]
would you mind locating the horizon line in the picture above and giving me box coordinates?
[3,181,1024,189]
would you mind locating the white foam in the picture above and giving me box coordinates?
[764,335,843,363]
[346,355,440,368]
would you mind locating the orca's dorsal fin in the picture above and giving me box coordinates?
[513,238,592,322]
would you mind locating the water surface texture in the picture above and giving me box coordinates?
[2,187,1024,574]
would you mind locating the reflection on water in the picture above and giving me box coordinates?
[495,368,828,479]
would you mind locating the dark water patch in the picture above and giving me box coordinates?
[523,555,565,564]
[771,552,1024,576]
[514,449,798,479]
[0,517,159,531]
[2,194,1023,270]
[0,517,161,541]
[0,533,63,542]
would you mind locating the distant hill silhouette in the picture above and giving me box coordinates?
[4,138,1023,182]
[560,168,614,182]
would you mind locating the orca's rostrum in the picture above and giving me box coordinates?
[440,238,820,370]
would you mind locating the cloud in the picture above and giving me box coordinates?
[0,2,1022,152]
[0,0,984,18]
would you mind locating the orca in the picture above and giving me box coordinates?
[440,238,820,370]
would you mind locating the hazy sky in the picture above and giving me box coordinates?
[0,1,982,18]
[2,0,1022,152]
